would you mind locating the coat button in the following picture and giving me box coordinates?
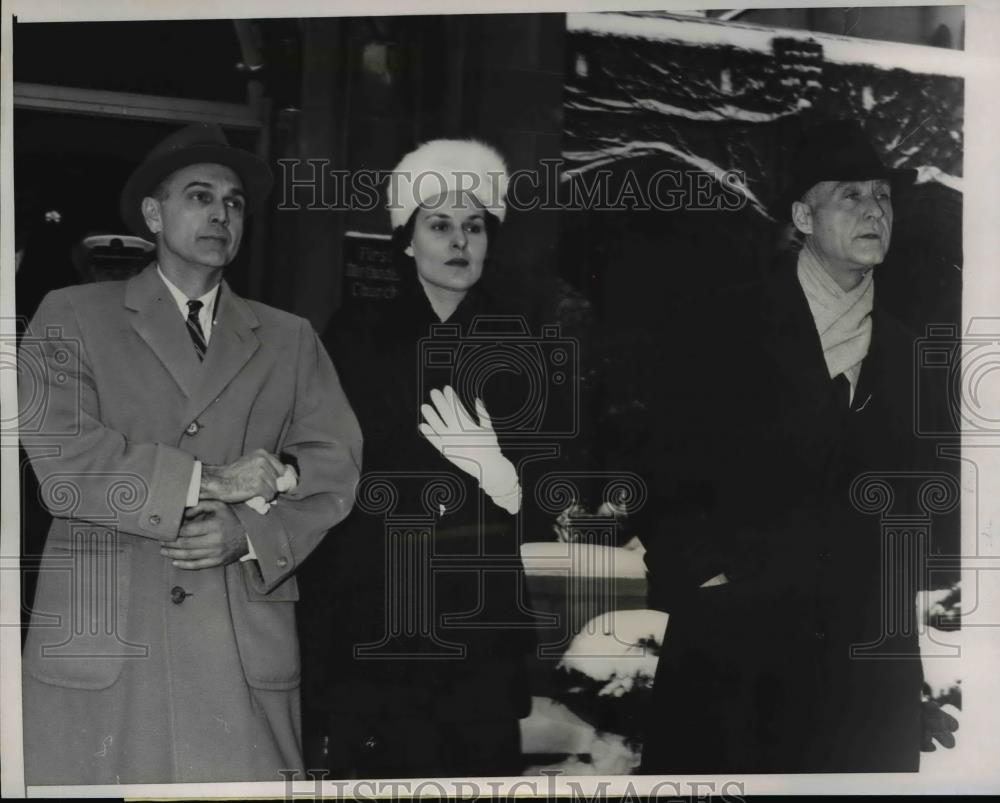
[185,421,200,436]
[814,630,826,640]
[363,736,378,750]
[149,514,161,526]
[170,586,190,604]
[276,556,288,569]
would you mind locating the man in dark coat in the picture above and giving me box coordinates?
[639,121,957,773]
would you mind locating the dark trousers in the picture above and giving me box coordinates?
[640,581,921,774]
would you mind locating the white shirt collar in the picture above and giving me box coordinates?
[156,265,221,342]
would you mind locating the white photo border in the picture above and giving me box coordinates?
[2,0,999,798]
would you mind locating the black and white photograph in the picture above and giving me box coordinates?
[1,0,997,798]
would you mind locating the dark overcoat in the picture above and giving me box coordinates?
[639,254,956,773]
[299,271,537,778]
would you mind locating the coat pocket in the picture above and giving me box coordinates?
[23,527,141,690]
[227,568,301,690]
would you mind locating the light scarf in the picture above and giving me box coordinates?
[796,247,874,402]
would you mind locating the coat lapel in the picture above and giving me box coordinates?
[183,281,261,422]
[757,257,854,481]
[126,265,201,398]
[850,309,882,413]
[765,258,882,415]
[760,258,834,404]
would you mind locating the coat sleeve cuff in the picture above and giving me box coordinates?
[136,446,196,539]
[232,502,295,594]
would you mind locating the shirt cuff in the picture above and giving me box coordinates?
[240,534,258,562]
[186,461,202,507]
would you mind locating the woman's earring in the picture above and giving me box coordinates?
[405,245,414,257]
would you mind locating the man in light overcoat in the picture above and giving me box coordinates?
[19,123,362,785]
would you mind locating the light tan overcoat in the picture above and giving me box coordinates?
[19,265,362,785]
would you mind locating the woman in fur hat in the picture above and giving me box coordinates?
[299,140,536,778]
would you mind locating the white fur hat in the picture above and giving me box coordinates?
[386,139,509,230]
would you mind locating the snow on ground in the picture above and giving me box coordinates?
[520,696,596,756]
[520,563,964,772]
[521,697,642,776]
[920,626,962,698]
[558,609,667,686]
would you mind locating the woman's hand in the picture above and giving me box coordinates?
[418,385,521,514]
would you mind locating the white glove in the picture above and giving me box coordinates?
[245,464,298,515]
[418,385,521,514]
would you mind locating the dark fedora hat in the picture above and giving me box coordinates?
[776,119,916,219]
[119,123,273,237]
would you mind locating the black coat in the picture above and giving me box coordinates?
[298,271,536,775]
[639,254,956,773]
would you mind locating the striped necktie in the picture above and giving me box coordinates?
[186,299,207,361]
